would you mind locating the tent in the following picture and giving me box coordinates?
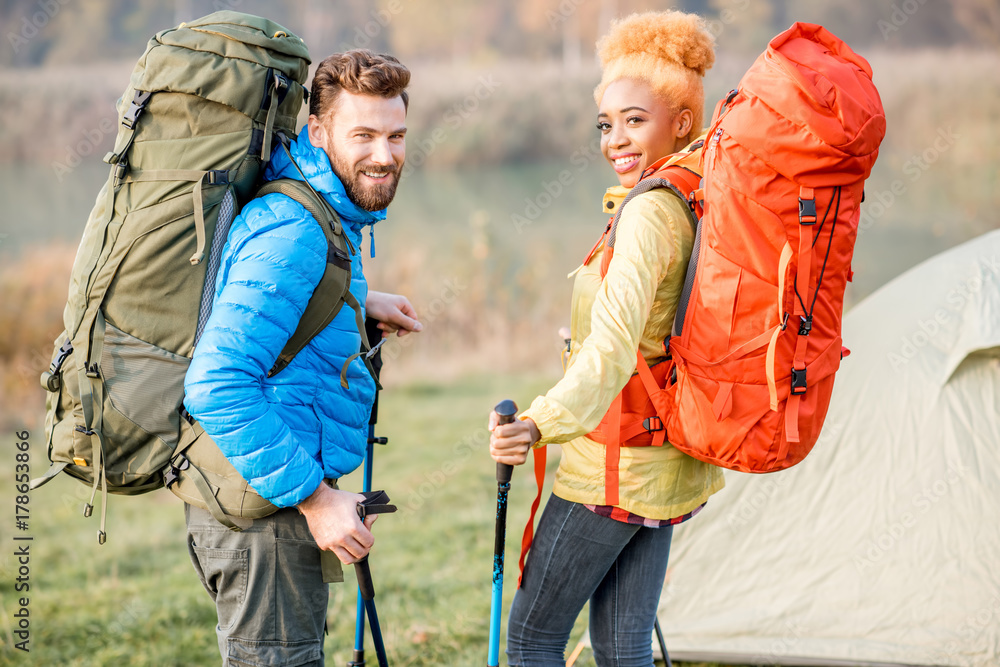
[656,229,1000,666]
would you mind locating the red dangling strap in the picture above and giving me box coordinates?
[517,446,547,588]
[604,393,623,506]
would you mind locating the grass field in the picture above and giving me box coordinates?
[0,373,738,667]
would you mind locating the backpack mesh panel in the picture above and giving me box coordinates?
[195,188,236,348]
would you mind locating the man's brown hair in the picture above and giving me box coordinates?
[309,49,410,121]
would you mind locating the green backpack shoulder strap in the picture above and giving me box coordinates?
[255,177,380,387]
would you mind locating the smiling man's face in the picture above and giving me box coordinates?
[309,91,407,211]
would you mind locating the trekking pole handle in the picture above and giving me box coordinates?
[355,556,375,600]
[494,400,518,484]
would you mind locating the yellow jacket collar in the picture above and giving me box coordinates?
[602,186,629,216]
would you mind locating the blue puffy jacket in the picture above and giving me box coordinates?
[183,126,382,507]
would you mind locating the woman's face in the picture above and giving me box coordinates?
[598,78,688,188]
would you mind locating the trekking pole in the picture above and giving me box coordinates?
[654,618,672,667]
[488,399,518,667]
[349,318,389,667]
[354,490,396,667]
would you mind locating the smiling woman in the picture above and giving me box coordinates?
[594,12,714,188]
[597,79,690,188]
[488,10,724,667]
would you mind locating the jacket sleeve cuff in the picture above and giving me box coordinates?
[262,459,325,508]
[521,396,582,448]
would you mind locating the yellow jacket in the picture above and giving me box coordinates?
[521,182,725,520]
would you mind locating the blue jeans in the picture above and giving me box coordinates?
[506,494,673,667]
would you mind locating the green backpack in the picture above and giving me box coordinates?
[32,12,377,542]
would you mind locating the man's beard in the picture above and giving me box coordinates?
[331,154,402,212]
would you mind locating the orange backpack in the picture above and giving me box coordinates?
[663,23,885,471]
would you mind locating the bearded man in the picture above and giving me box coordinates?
[182,50,422,666]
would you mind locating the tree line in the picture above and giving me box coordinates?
[2,0,998,69]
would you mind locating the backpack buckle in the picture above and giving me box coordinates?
[365,337,387,360]
[114,158,128,183]
[642,416,664,432]
[798,197,817,225]
[122,91,152,130]
[790,367,807,395]
[41,339,74,391]
[163,455,190,489]
[274,71,289,94]
[262,70,291,110]
[205,170,230,186]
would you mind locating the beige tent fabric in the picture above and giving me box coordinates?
[656,230,1000,666]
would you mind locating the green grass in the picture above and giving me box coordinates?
[0,374,742,666]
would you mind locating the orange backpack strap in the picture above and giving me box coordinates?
[602,165,702,278]
[583,220,612,268]
[591,148,704,499]
[600,145,704,279]
[517,445,548,587]
[603,392,624,506]
[634,351,669,449]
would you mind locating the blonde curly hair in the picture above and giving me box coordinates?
[594,11,716,145]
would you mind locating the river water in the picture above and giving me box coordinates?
[0,157,977,309]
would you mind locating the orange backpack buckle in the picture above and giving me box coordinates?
[642,416,664,432]
[790,367,808,395]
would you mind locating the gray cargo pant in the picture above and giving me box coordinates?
[185,503,343,666]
